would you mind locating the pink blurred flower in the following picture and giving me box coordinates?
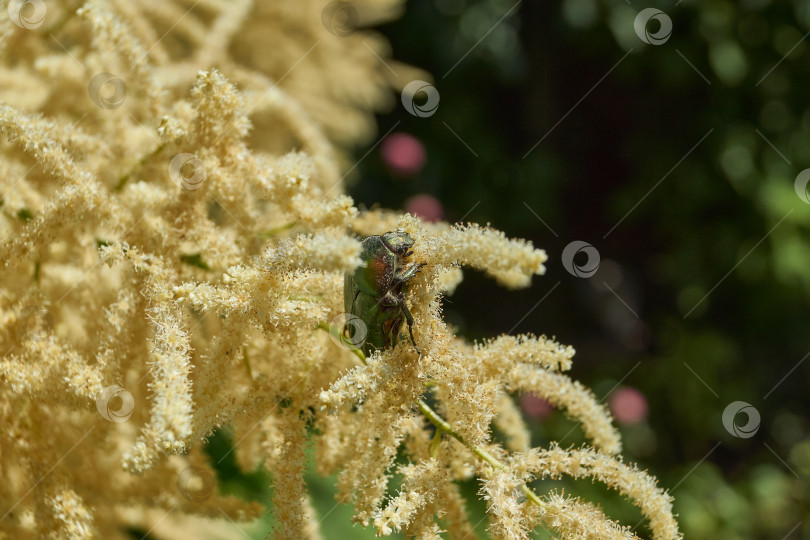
[609,386,648,425]
[521,393,553,420]
[381,132,426,176]
[405,194,444,223]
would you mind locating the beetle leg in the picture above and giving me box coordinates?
[397,297,422,360]
[384,313,404,349]
[350,289,361,313]
[376,291,399,308]
[345,289,364,344]
[392,262,425,287]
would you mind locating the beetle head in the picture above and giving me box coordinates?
[381,231,415,257]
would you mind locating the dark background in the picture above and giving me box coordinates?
[346,0,810,538]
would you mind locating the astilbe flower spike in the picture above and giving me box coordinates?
[0,1,682,538]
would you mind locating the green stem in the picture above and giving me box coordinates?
[417,400,499,467]
[317,322,545,509]
[258,222,297,237]
[416,397,544,507]
[316,322,367,365]
[115,143,166,192]
[429,427,442,458]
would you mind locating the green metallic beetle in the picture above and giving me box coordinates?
[344,231,424,357]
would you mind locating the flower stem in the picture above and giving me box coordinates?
[316,322,366,365]
[318,322,545,509]
[115,143,165,191]
[416,398,544,507]
[258,222,297,237]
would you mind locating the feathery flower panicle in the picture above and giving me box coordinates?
[493,392,532,452]
[506,363,622,454]
[416,221,548,289]
[529,491,639,540]
[0,1,682,539]
[517,446,681,540]
[475,333,575,372]
[46,489,95,540]
[262,232,362,273]
[373,458,448,536]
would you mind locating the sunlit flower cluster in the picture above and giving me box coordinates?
[0,1,681,538]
